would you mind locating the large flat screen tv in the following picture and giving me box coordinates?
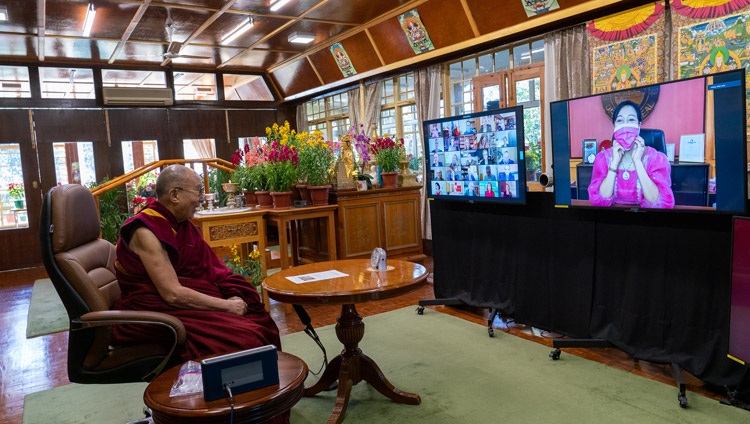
[550,69,747,214]
[424,105,526,204]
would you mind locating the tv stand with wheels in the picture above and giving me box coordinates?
[549,338,690,408]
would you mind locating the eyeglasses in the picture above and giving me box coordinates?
[173,186,205,198]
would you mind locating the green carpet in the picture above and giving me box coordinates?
[26,279,68,338]
[23,307,749,423]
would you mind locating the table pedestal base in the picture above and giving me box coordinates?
[304,304,420,423]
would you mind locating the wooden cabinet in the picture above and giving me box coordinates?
[332,186,424,261]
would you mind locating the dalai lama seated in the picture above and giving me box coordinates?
[113,166,285,419]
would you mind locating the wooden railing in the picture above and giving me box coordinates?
[90,158,235,206]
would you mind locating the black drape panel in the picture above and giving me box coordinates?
[590,213,747,387]
[431,191,747,387]
[431,192,594,337]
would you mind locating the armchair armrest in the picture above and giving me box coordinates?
[74,310,187,381]
[75,310,187,345]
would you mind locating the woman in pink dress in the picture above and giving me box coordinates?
[588,100,674,209]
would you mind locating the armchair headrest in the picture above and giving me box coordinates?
[50,184,103,254]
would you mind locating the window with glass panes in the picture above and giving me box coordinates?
[445,38,543,116]
[379,73,421,166]
[305,92,349,142]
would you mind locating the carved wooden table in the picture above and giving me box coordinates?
[263,259,428,424]
[191,207,268,308]
[144,351,307,424]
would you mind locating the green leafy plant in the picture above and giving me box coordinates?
[224,244,265,292]
[8,182,24,200]
[90,178,129,244]
[525,142,542,178]
[209,168,232,206]
[264,142,299,192]
[298,136,334,186]
[371,136,404,173]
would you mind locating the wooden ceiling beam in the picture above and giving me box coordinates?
[218,0,333,69]
[267,0,427,74]
[37,0,46,62]
[108,0,152,65]
[161,0,238,67]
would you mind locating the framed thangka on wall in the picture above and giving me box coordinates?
[330,43,356,77]
[398,9,434,54]
[591,34,660,94]
[675,11,750,134]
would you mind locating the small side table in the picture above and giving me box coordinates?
[144,351,307,424]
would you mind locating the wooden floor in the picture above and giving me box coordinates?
[0,260,726,423]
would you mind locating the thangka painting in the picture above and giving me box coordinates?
[522,0,560,17]
[676,11,750,133]
[330,43,356,77]
[591,34,659,94]
[398,9,435,54]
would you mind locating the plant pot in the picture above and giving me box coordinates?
[270,191,293,209]
[296,184,311,204]
[13,199,24,209]
[255,190,274,209]
[308,185,331,206]
[381,171,399,188]
[243,190,257,207]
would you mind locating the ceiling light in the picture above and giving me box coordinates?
[288,32,315,44]
[222,17,253,45]
[82,3,96,37]
[0,6,9,22]
[270,0,291,12]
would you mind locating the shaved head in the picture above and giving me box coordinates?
[156,165,199,199]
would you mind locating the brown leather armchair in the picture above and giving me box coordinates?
[40,184,186,383]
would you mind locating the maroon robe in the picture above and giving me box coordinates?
[113,200,281,362]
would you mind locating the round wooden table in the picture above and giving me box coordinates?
[144,351,307,424]
[262,259,428,424]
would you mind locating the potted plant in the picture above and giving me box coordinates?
[371,135,404,188]
[232,137,267,206]
[8,182,24,208]
[264,141,298,208]
[298,135,334,205]
[223,244,266,301]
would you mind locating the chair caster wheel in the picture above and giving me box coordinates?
[488,327,494,337]
[549,348,561,360]
[416,306,424,315]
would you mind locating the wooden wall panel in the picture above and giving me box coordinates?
[466,0,590,35]
[107,109,171,177]
[227,109,277,149]
[417,0,475,47]
[0,110,32,142]
[368,18,417,65]
[311,31,382,85]
[271,58,322,98]
[33,109,107,143]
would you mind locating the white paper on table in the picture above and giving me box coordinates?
[286,270,349,284]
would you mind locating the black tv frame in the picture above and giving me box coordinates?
[550,69,747,215]
[423,105,527,205]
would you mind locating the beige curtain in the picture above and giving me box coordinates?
[349,82,382,133]
[414,65,442,240]
[191,138,215,158]
[296,103,308,133]
[544,25,590,101]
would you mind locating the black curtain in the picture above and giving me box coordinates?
[431,191,747,387]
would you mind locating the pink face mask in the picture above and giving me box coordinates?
[613,123,639,150]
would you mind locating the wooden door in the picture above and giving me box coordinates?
[0,110,43,270]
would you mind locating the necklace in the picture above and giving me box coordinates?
[619,154,634,181]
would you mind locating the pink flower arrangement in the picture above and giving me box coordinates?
[264,141,299,192]
[370,136,404,173]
